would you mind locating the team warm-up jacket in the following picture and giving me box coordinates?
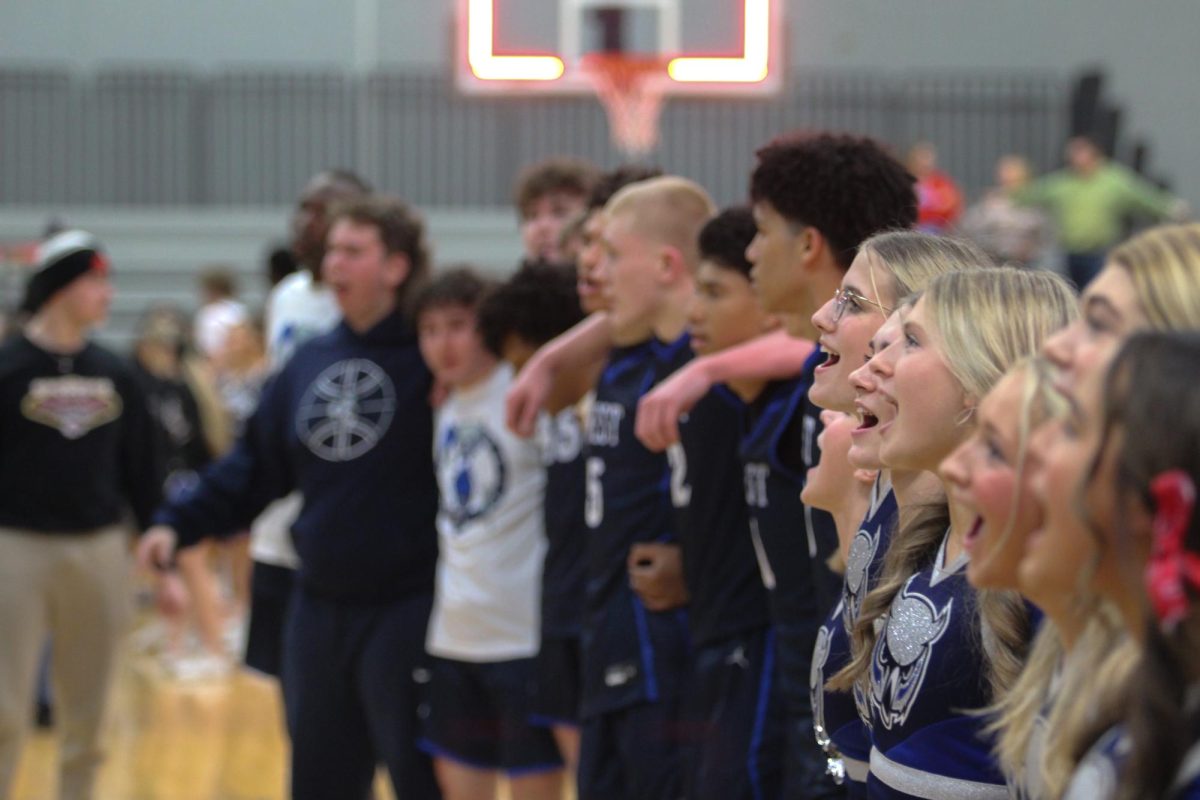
[155,311,439,603]
[0,335,162,533]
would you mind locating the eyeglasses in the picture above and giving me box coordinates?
[832,287,892,323]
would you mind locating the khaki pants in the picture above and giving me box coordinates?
[0,526,132,800]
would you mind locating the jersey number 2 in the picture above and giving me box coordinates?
[667,443,692,508]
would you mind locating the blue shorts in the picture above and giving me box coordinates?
[578,700,685,800]
[418,656,564,775]
[681,627,786,800]
[529,634,583,727]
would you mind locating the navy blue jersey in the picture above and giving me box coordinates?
[811,480,898,792]
[580,336,692,718]
[866,534,1006,799]
[537,406,588,637]
[739,370,830,717]
[796,351,844,615]
[672,385,770,647]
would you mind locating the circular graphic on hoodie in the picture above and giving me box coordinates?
[297,359,396,461]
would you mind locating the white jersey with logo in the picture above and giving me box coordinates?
[426,363,548,662]
[250,269,342,568]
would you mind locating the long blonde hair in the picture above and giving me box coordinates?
[860,230,994,306]
[829,268,1079,698]
[1108,222,1200,331]
[976,358,1071,794]
[1045,613,1137,800]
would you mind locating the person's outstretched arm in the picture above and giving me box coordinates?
[506,312,612,437]
[635,330,815,452]
[136,374,293,571]
[1112,165,1190,221]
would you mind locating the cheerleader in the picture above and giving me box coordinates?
[1093,333,1200,800]
[1044,222,1200,389]
[807,231,991,796]
[1020,224,1200,798]
[829,267,1075,799]
[939,356,1114,800]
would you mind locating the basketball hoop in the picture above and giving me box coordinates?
[581,53,669,158]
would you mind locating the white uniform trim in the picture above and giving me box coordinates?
[870,747,1009,800]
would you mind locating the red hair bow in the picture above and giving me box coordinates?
[91,252,110,277]
[1145,470,1200,631]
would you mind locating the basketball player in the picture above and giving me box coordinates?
[575,177,714,799]
[665,207,787,799]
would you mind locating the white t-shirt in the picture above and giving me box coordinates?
[265,270,342,371]
[426,363,548,662]
[249,269,342,568]
[194,298,248,358]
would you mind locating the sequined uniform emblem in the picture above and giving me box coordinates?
[869,577,953,730]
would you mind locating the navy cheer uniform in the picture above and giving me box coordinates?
[865,533,1006,800]
[811,478,897,797]
[673,384,783,800]
[740,354,842,799]
[530,406,589,726]
[156,311,440,800]
[577,336,692,800]
[1061,726,1127,800]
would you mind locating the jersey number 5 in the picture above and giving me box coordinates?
[585,456,605,529]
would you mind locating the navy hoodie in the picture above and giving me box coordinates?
[156,311,438,603]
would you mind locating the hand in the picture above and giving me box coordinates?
[136,525,179,573]
[627,542,689,612]
[635,362,712,452]
[1169,198,1192,222]
[154,571,189,619]
[506,354,553,438]
[854,468,879,487]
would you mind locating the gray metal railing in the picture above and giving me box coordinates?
[1,67,1067,208]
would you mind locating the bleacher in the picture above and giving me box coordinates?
[0,208,522,352]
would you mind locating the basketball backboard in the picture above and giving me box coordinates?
[455,0,783,97]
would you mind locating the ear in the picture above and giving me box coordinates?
[797,225,826,271]
[383,252,411,291]
[761,313,783,333]
[657,245,688,285]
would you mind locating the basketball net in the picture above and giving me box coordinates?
[582,54,668,157]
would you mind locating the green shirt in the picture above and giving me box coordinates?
[1014,163,1175,252]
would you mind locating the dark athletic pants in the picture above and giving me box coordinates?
[283,587,440,800]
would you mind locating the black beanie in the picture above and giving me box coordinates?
[22,230,109,314]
